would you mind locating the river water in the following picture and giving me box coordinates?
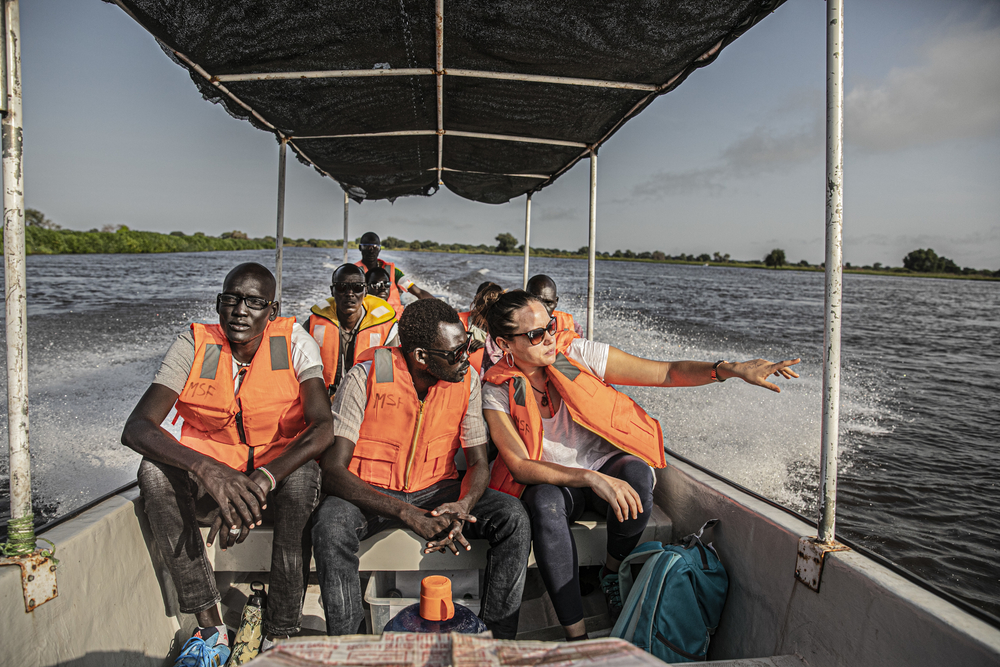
[1,248,997,617]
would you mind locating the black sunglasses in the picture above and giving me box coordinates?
[508,316,557,346]
[332,282,366,294]
[217,293,274,311]
[367,281,391,292]
[423,335,473,365]
[358,243,381,250]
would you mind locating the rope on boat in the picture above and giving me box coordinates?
[0,514,36,557]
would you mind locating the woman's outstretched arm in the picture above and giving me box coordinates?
[603,347,800,393]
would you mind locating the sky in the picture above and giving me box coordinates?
[17,0,1000,269]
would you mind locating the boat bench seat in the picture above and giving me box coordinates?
[201,505,672,573]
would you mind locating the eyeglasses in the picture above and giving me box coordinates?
[359,243,381,251]
[509,316,557,345]
[423,335,473,365]
[332,282,366,294]
[217,293,274,311]
[367,281,390,292]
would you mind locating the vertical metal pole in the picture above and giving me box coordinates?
[522,193,532,289]
[342,191,349,263]
[434,0,444,185]
[274,138,287,308]
[819,0,844,544]
[3,0,34,553]
[586,150,597,339]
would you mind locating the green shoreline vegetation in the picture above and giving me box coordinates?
[14,210,999,281]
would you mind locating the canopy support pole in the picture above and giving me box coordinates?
[522,194,532,289]
[342,192,349,263]
[435,0,444,185]
[586,151,597,339]
[819,0,844,545]
[275,138,287,308]
[2,0,34,554]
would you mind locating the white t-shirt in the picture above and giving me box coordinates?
[482,338,621,471]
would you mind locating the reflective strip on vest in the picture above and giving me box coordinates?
[201,344,222,379]
[269,335,290,370]
[312,324,326,346]
[374,348,394,383]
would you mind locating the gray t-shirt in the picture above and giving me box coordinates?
[153,322,324,394]
[482,338,621,471]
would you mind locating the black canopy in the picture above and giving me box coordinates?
[110,0,786,203]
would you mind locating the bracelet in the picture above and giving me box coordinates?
[257,466,277,492]
[711,360,728,383]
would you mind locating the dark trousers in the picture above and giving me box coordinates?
[137,457,321,636]
[311,479,531,639]
[521,453,654,626]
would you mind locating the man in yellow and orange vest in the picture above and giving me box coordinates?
[306,264,398,399]
[310,298,531,639]
[122,263,334,659]
[354,231,435,308]
[527,274,585,337]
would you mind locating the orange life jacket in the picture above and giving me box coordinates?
[176,317,306,472]
[355,259,402,307]
[456,311,486,374]
[554,310,576,333]
[349,347,471,492]
[483,331,665,497]
[308,295,397,394]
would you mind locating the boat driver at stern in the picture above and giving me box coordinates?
[311,298,532,639]
[122,262,335,662]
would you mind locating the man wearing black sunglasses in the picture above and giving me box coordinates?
[306,264,398,399]
[364,266,393,302]
[122,263,334,656]
[312,298,531,640]
[354,231,434,308]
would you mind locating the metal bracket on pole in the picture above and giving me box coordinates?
[0,538,59,612]
[795,536,850,592]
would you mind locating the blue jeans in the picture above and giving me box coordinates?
[312,479,531,639]
[521,453,654,626]
[137,457,321,636]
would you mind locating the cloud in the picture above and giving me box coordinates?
[847,22,1000,151]
[628,20,1000,200]
[628,122,821,200]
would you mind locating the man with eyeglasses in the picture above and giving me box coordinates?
[526,274,584,337]
[122,263,334,660]
[311,298,531,639]
[354,231,434,307]
[307,264,398,399]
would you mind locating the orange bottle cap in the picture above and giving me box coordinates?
[419,575,455,621]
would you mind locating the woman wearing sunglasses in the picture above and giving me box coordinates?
[481,290,799,641]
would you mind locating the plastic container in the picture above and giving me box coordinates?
[364,570,481,635]
[383,575,488,634]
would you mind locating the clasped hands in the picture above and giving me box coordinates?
[198,460,272,551]
[404,501,478,556]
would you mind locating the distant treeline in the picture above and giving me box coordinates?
[13,210,998,279]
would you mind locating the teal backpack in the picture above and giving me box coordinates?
[610,519,728,662]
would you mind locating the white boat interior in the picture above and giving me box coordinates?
[3,457,1000,665]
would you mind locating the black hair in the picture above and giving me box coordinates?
[525,274,556,295]
[366,267,391,284]
[481,289,542,339]
[398,298,462,354]
[331,263,364,283]
[224,262,276,299]
[474,281,495,296]
[360,231,381,244]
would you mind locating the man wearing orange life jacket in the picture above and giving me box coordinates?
[311,298,531,639]
[526,274,585,337]
[354,231,435,308]
[306,264,398,398]
[123,263,335,657]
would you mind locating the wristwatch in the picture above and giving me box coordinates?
[711,360,728,382]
